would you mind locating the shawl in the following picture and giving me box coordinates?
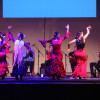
[13,40,24,66]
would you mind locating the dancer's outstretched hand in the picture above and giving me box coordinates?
[65,24,69,29]
[86,25,92,30]
[8,26,12,30]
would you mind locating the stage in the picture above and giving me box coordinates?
[0,75,100,100]
[0,75,100,84]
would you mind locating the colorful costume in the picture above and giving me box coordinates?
[12,40,26,76]
[41,32,70,78]
[0,40,10,77]
[72,38,88,78]
[47,51,51,60]
[48,43,66,78]
[7,32,33,78]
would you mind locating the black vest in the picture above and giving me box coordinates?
[76,38,85,50]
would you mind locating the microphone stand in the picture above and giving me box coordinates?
[62,51,68,72]
[31,44,44,76]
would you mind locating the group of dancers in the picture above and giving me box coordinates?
[0,24,92,80]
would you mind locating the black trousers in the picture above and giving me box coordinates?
[90,62,100,77]
[70,62,77,73]
[24,61,34,74]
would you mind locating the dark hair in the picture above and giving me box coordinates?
[49,45,52,48]
[54,31,60,38]
[19,32,24,40]
[75,31,81,39]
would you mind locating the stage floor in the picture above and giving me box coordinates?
[0,75,100,100]
[0,75,100,84]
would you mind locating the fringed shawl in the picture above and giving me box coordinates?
[13,40,24,66]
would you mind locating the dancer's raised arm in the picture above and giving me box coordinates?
[7,26,16,42]
[83,25,91,41]
[66,24,69,33]
[60,24,70,41]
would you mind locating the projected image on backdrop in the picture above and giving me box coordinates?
[3,0,96,18]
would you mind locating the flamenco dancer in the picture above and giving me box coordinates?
[0,32,10,79]
[38,24,70,79]
[7,26,33,80]
[68,25,91,79]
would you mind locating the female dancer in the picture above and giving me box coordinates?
[0,32,10,79]
[7,26,33,80]
[68,25,91,79]
[38,24,70,79]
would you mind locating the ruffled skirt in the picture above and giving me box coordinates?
[12,60,26,76]
[0,52,8,77]
[47,57,66,78]
[0,61,8,76]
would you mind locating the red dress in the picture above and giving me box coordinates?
[47,39,66,78]
[47,51,51,60]
[0,40,10,76]
[40,32,70,78]
[72,38,88,78]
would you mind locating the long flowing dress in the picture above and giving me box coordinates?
[12,40,26,76]
[72,38,88,78]
[47,39,66,78]
[40,32,70,78]
[0,40,10,76]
